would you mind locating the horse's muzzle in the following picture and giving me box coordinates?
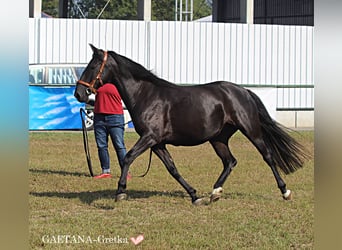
[74,91,88,103]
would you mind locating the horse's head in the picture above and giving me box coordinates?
[74,44,114,103]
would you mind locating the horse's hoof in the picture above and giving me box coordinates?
[115,193,127,202]
[282,190,292,200]
[210,187,223,203]
[210,194,221,203]
[192,198,204,206]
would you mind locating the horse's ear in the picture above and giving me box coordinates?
[89,44,98,54]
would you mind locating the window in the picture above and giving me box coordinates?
[29,65,86,86]
[74,67,85,79]
[47,67,77,85]
[29,67,44,84]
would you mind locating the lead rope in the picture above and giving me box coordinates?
[80,108,94,177]
[79,107,152,178]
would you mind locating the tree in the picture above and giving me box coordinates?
[152,0,211,21]
[42,0,59,17]
[68,0,137,19]
[193,0,211,20]
[41,0,211,20]
[152,0,174,20]
[99,0,138,20]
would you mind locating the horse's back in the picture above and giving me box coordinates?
[183,81,256,114]
[154,81,258,145]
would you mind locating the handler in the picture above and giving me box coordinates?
[92,83,129,179]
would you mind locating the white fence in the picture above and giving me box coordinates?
[29,18,314,110]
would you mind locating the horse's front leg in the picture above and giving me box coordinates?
[115,135,155,201]
[152,144,203,205]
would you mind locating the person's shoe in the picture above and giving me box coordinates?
[94,173,112,179]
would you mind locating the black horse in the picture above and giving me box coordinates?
[74,44,307,205]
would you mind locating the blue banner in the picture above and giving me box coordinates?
[29,86,85,130]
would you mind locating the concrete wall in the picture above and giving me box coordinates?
[276,110,314,128]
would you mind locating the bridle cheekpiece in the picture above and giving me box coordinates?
[77,51,108,94]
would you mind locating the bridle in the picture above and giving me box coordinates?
[77,51,108,94]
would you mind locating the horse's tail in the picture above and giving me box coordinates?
[247,90,308,175]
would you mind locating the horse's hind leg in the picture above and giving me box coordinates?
[152,144,202,205]
[254,138,291,199]
[242,131,291,200]
[209,128,237,202]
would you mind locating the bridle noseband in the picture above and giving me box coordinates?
[77,51,108,94]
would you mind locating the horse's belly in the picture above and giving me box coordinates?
[167,126,221,146]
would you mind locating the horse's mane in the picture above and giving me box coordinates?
[109,51,177,88]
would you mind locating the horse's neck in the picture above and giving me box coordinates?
[116,78,152,112]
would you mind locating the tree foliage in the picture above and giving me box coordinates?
[41,0,211,20]
[42,0,59,17]
[69,0,138,19]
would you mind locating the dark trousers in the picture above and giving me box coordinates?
[94,113,126,173]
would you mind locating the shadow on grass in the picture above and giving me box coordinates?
[29,188,272,209]
[29,189,187,206]
[29,168,90,177]
[224,192,271,200]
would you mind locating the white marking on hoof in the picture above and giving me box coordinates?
[212,187,223,195]
[210,187,223,203]
[282,189,292,200]
[115,193,127,202]
[192,198,204,206]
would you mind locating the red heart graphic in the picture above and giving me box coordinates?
[130,234,144,245]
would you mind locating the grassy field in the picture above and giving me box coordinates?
[29,130,314,249]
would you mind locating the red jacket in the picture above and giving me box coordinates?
[94,83,124,115]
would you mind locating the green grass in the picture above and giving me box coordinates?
[29,130,314,249]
